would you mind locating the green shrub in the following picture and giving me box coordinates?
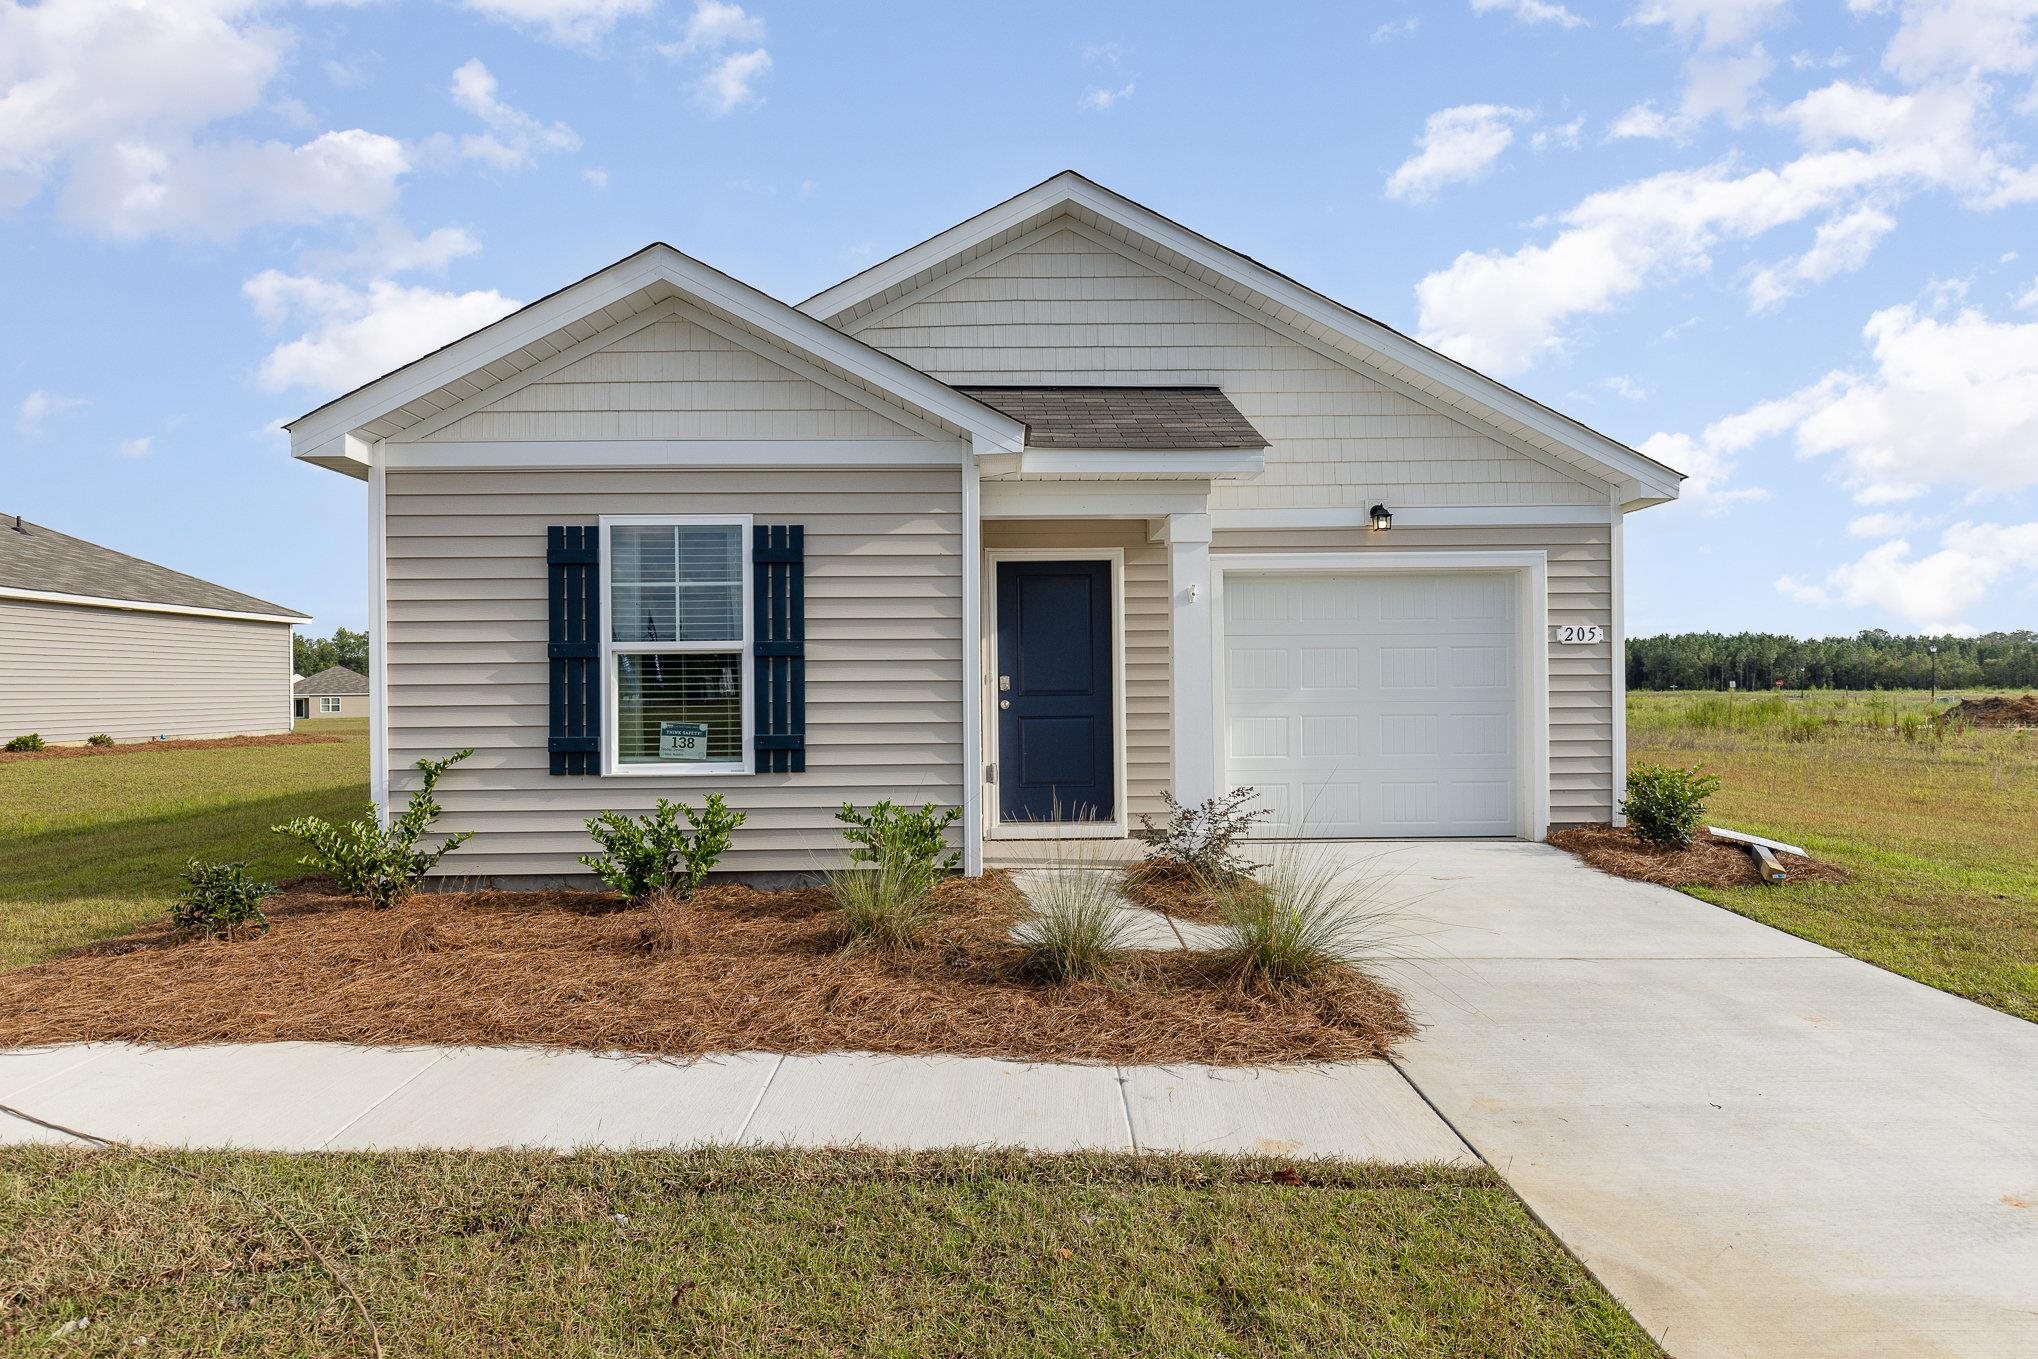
[1016,852,1132,982]
[827,848,943,951]
[85,732,113,747]
[1132,787,1267,879]
[4,733,45,752]
[1620,763,1721,850]
[580,794,745,903]
[1211,850,1397,987]
[274,749,474,908]
[835,801,961,875]
[172,859,273,938]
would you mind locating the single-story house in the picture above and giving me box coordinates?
[0,513,307,744]
[286,172,1683,880]
[294,665,370,719]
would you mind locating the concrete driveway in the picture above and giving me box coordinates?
[1345,839,2038,1359]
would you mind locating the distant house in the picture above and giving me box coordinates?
[0,513,307,744]
[294,665,369,719]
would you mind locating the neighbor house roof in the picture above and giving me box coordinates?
[955,386,1268,451]
[294,666,368,697]
[801,171,1684,511]
[0,515,307,623]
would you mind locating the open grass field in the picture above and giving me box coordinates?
[0,719,368,970]
[1627,690,2038,1022]
[0,1146,1659,1358]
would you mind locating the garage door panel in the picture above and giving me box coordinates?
[1224,570,1519,838]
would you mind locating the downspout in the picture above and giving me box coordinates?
[367,438,390,823]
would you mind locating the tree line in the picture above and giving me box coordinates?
[294,627,368,678]
[1626,630,2038,691]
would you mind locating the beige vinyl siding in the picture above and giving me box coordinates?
[422,308,928,445]
[849,225,1607,511]
[981,521,1171,823]
[0,598,292,744]
[1211,525,1615,825]
[384,467,964,878]
[300,693,368,718]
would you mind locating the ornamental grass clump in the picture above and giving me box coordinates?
[273,749,473,909]
[581,794,746,904]
[1015,846,1135,984]
[1211,850,1401,988]
[827,820,944,951]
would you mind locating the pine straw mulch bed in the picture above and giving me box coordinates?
[0,732,343,763]
[1547,825,1850,890]
[1119,860,1255,925]
[0,873,1413,1066]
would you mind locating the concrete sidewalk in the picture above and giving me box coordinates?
[0,1042,1472,1162]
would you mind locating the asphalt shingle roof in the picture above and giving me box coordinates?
[956,386,1268,451]
[294,666,368,697]
[0,514,307,620]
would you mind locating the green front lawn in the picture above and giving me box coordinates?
[1628,691,2038,1021]
[0,720,368,969]
[0,1147,1660,1358]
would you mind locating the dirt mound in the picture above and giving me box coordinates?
[1548,825,1849,890]
[1942,694,2038,729]
[0,873,1412,1067]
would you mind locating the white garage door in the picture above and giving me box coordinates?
[1222,570,1519,837]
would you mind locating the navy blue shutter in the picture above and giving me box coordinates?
[547,526,601,775]
[752,525,805,773]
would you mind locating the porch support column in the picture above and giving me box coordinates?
[1165,511,1217,806]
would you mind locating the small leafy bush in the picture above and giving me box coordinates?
[581,794,745,903]
[1211,850,1398,988]
[836,801,961,875]
[274,749,474,908]
[1133,787,1267,879]
[1620,763,1722,851]
[85,733,113,747]
[4,733,45,752]
[1016,851,1133,983]
[172,859,273,938]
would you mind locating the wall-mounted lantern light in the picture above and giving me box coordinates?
[1369,503,1393,532]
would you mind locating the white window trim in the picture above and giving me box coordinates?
[319,696,344,714]
[1209,550,1551,842]
[599,513,755,778]
[981,547,1129,840]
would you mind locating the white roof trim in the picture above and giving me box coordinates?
[286,244,1025,471]
[0,585,304,625]
[982,448,1266,480]
[801,172,1682,505]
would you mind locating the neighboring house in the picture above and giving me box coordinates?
[0,513,307,744]
[287,172,1683,880]
[294,665,370,719]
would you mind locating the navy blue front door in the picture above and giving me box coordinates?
[996,559,1115,823]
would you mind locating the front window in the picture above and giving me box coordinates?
[605,518,750,773]
[319,696,342,714]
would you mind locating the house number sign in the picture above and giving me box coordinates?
[1554,624,1605,644]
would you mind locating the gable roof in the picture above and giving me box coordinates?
[286,243,1027,479]
[295,665,368,697]
[0,514,306,623]
[801,171,1684,510]
[957,386,1267,450]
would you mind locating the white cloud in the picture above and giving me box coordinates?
[1630,0,1790,50]
[1385,104,1530,202]
[16,389,87,436]
[1531,116,1585,150]
[117,436,151,459]
[1082,42,1123,65]
[1637,387,1815,510]
[1371,17,1421,42]
[1601,374,1650,400]
[1868,0,2038,83]
[583,166,609,189]
[450,59,579,170]
[1078,81,1137,112]
[325,224,483,277]
[245,270,521,397]
[2018,277,2038,309]
[1608,103,1678,139]
[1745,204,1897,310]
[1778,522,2038,631]
[1470,0,1585,28]
[457,0,654,47]
[1848,511,1920,536]
[660,2,771,115]
[1414,80,2022,373]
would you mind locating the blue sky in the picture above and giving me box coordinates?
[5,0,2038,638]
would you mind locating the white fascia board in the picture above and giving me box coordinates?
[286,245,1024,466]
[1210,504,1614,530]
[296,432,373,481]
[802,172,1682,502]
[382,439,963,471]
[981,479,1212,518]
[0,586,305,625]
[999,448,1265,479]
